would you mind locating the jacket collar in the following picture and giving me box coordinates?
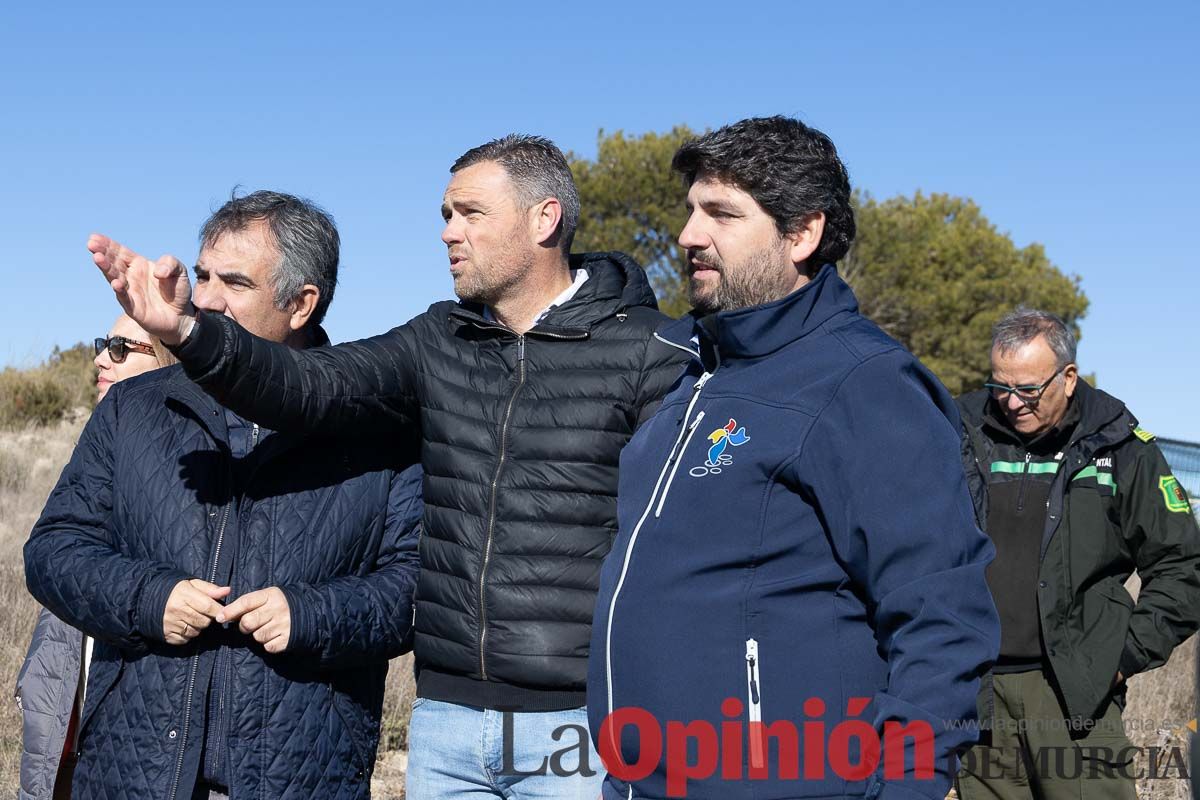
[163,324,331,445]
[447,251,659,337]
[961,380,1136,454]
[657,264,857,362]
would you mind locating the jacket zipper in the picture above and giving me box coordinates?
[205,423,257,779]
[604,372,711,747]
[1016,451,1032,512]
[746,638,765,772]
[654,411,706,518]
[168,497,232,800]
[479,336,526,680]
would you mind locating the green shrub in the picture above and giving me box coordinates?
[0,369,71,428]
[48,344,98,412]
[0,342,95,429]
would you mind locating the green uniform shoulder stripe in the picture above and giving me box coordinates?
[1133,426,1155,443]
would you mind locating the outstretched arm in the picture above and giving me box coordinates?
[90,234,423,437]
[89,233,197,345]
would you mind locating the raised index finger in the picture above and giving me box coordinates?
[217,590,268,624]
[87,233,112,256]
[176,584,222,619]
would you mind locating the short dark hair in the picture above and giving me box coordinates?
[672,116,855,266]
[451,134,580,253]
[199,190,340,326]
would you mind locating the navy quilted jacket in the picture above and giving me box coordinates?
[24,365,422,800]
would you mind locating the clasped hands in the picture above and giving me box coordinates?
[162,579,292,654]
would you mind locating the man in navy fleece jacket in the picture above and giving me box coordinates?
[588,117,1000,800]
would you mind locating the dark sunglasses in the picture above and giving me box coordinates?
[94,335,156,364]
[984,365,1068,409]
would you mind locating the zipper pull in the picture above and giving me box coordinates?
[745,638,761,704]
[662,411,706,477]
[694,371,712,391]
[517,335,526,362]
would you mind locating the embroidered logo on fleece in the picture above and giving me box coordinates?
[689,418,750,477]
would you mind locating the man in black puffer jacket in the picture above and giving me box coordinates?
[28,191,423,800]
[91,136,688,798]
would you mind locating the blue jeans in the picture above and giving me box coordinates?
[405,698,605,799]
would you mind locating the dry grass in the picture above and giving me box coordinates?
[0,419,1193,800]
[376,654,414,798]
[0,414,87,791]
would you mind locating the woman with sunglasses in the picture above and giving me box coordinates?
[93,313,177,401]
[17,313,177,799]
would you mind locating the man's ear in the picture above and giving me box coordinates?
[787,212,826,270]
[1063,363,1079,399]
[288,286,320,331]
[529,197,564,248]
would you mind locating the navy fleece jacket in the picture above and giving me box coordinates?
[588,265,999,800]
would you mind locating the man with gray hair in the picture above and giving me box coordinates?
[89,137,688,798]
[954,307,1200,799]
[27,191,423,799]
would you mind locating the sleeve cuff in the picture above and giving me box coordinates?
[169,310,227,379]
[136,570,191,642]
[279,585,317,654]
[1119,642,1147,680]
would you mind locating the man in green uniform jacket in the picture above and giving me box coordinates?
[955,307,1200,800]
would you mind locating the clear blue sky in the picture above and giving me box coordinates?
[2,2,1197,438]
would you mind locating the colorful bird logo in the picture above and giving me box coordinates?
[706,418,750,465]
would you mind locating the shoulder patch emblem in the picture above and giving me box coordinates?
[1134,426,1155,443]
[1159,475,1190,513]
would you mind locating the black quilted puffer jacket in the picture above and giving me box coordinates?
[24,365,423,800]
[171,253,689,710]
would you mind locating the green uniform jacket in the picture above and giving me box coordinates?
[958,381,1200,722]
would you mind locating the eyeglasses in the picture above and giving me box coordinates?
[94,335,156,364]
[984,366,1068,408]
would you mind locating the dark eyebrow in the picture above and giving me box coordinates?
[217,270,257,288]
[194,264,256,288]
[699,199,741,215]
[443,197,489,219]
